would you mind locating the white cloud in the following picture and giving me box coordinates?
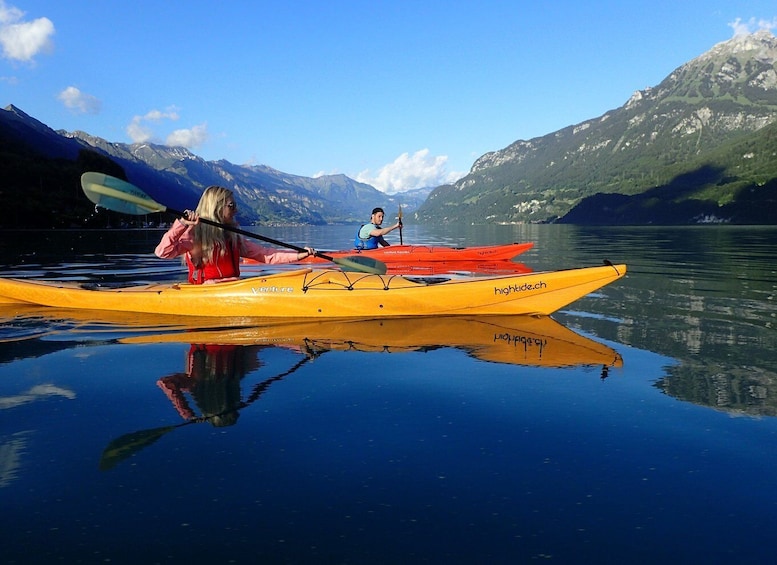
[141,108,180,122]
[166,123,209,149]
[126,107,181,144]
[57,86,101,114]
[0,1,54,63]
[356,149,465,193]
[313,169,341,178]
[126,120,153,143]
[728,17,777,37]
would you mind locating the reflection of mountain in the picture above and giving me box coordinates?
[0,384,76,488]
[0,337,78,365]
[0,431,32,488]
[552,228,777,417]
[655,361,777,418]
[565,303,777,416]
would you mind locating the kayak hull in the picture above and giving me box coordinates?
[0,263,626,318]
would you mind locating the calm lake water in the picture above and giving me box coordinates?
[1,224,776,564]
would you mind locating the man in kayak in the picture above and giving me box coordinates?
[354,207,402,250]
[155,186,315,284]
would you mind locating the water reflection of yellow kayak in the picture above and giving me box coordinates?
[1,304,621,369]
[120,315,622,369]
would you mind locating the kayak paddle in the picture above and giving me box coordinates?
[80,172,387,274]
[398,204,404,245]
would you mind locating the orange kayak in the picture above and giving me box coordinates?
[244,242,533,268]
[244,259,533,276]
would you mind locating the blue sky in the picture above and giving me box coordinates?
[2,1,776,193]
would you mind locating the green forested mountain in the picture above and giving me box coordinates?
[416,30,777,225]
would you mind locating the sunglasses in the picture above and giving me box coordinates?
[225,202,237,209]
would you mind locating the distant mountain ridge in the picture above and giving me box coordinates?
[2,30,777,228]
[415,30,777,225]
[0,104,421,228]
[63,128,417,225]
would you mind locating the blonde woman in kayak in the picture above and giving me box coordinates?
[155,185,314,284]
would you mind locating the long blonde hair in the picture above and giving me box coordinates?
[189,186,241,266]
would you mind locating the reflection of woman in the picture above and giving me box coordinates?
[157,344,263,427]
[100,345,313,471]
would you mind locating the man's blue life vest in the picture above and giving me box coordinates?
[354,223,381,250]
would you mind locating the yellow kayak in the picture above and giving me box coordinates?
[0,305,622,369]
[0,263,626,318]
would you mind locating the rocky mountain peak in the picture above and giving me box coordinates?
[4,103,56,134]
[625,30,777,110]
[707,28,777,62]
